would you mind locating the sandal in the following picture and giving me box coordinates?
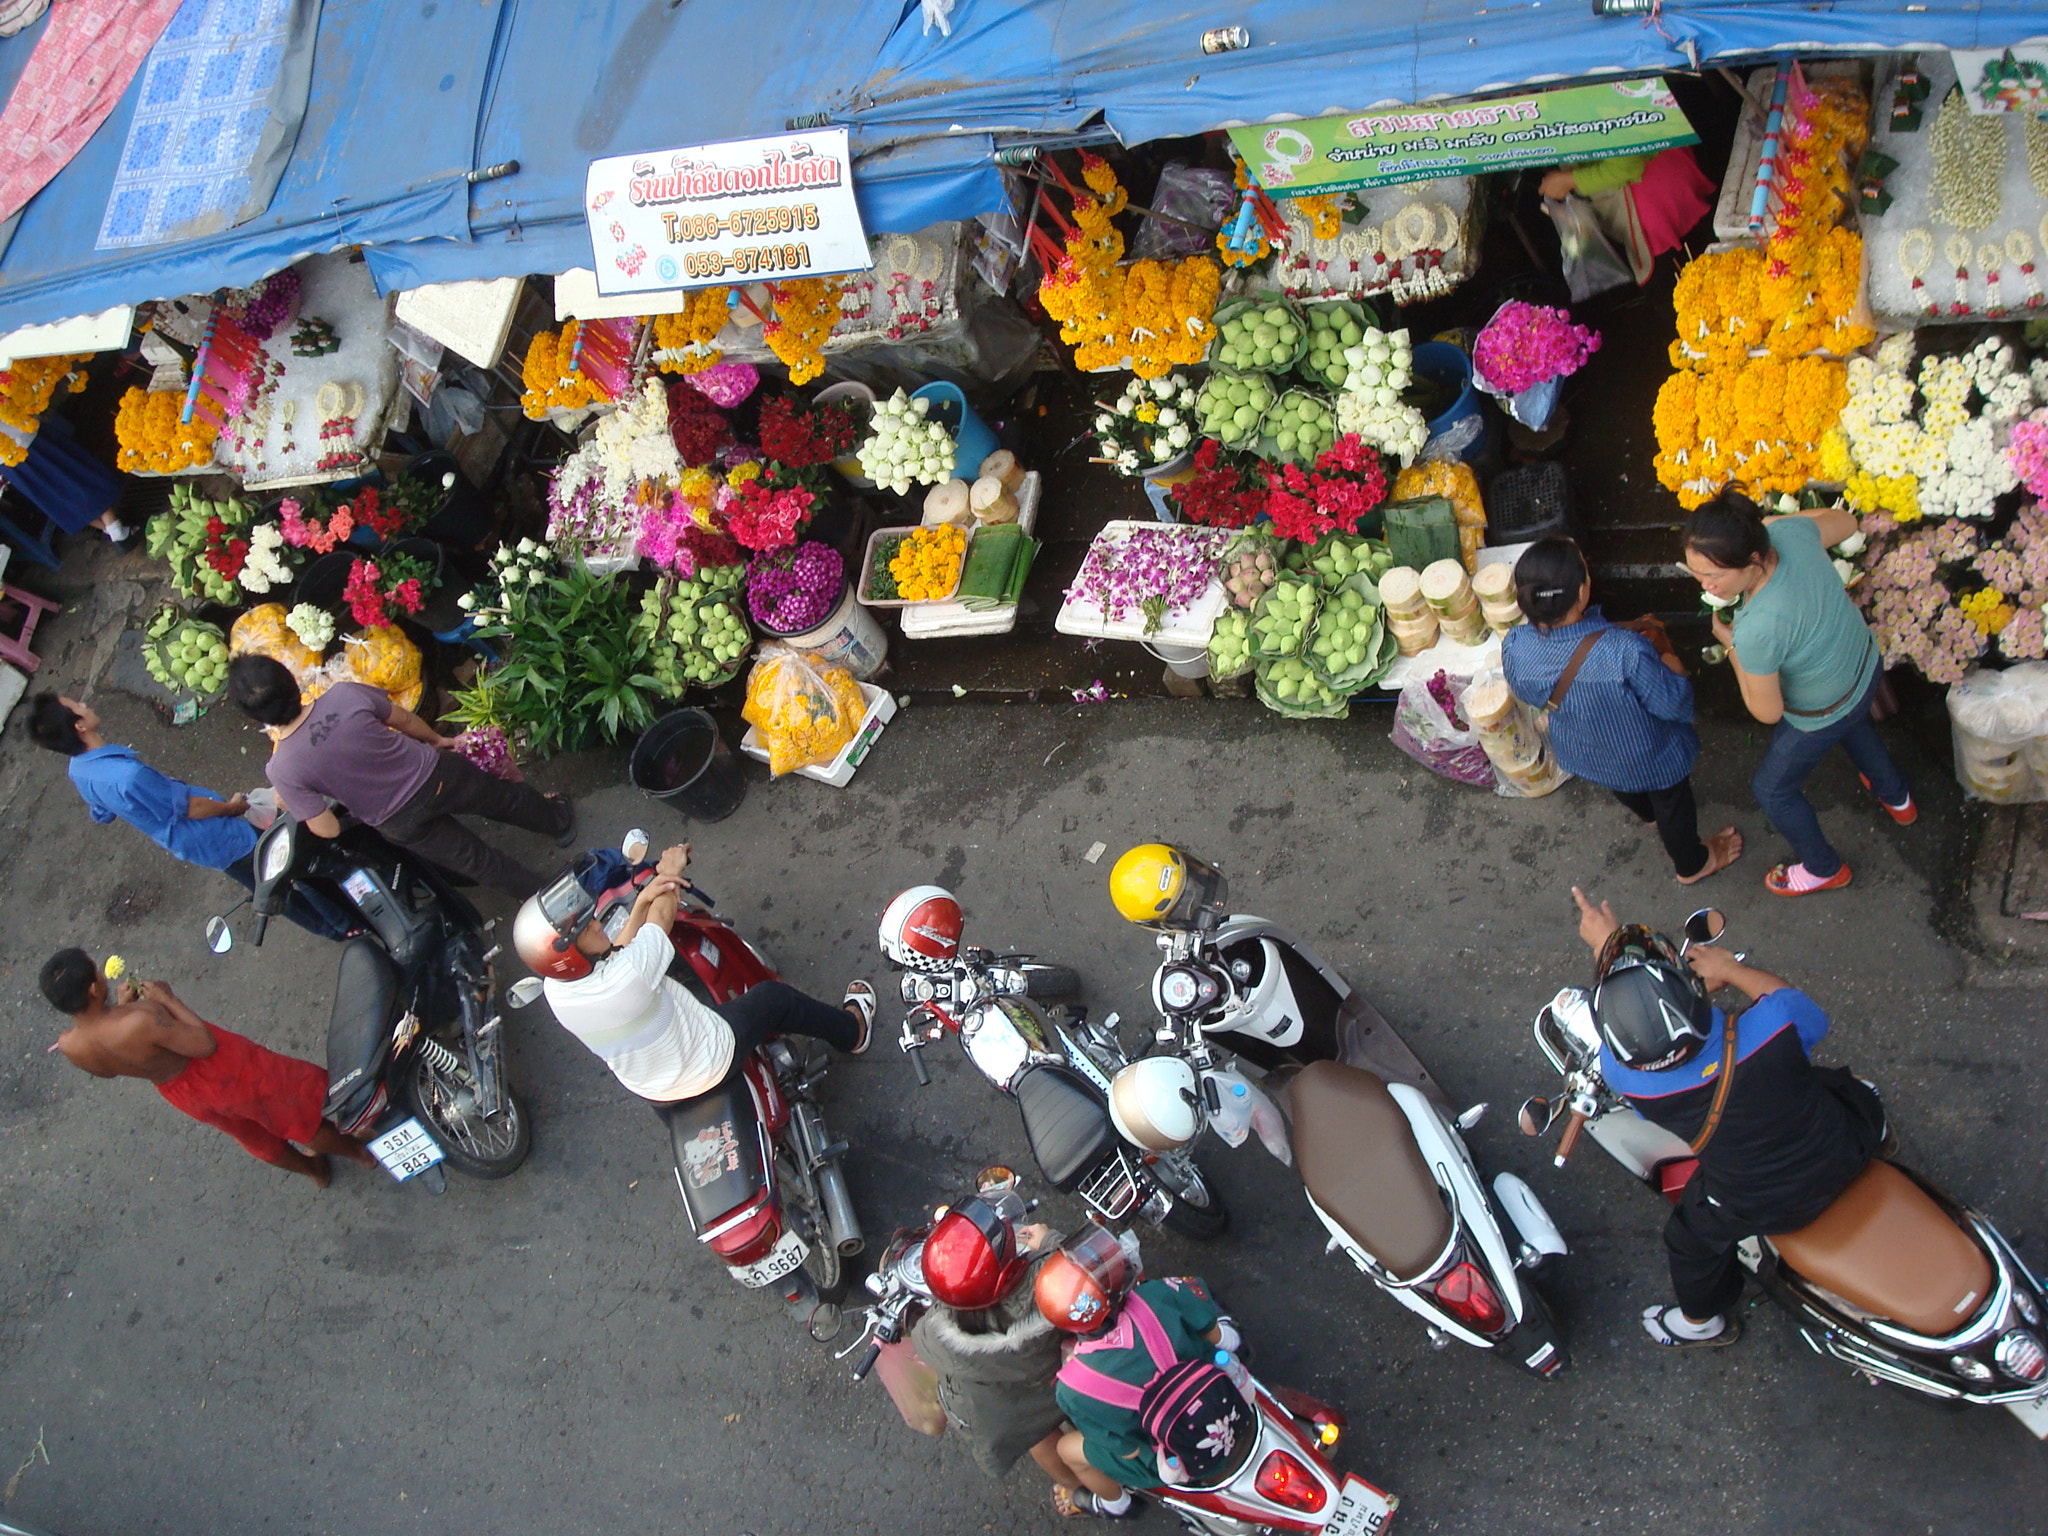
[1053,1486,1138,1520]
[1765,861,1852,896]
[1640,1305,1743,1349]
[1858,773,1919,826]
[1676,827,1744,886]
[842,980,877,1055]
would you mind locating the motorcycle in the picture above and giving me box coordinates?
[846,1213,1401,1536]
[1125,851,1569,1375]
[1520,907,2048,1435]
[882,888,1228,1238]
[508,849,862,1336]
[206,809,528,1190]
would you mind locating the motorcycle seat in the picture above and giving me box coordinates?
[324,939,400,1095]
[655,1078,767,1232]
[1289,1060,1452,1282]
[1771,1160,1994,1337]
[1014,1063,1118,1190]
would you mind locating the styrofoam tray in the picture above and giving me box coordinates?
[901,472,1041,640]
[740,682,898,787]
[858,525,970,608]
[1054,520,1230,649]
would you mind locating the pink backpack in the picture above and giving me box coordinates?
[1058,1291,1250,1481]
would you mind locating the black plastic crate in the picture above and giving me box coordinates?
[1486,461,1573,545]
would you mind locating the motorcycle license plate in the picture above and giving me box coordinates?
[2008,1393,2048,1438]
[368,1117,446,1182]
[731,1228,808,1288]
[1326,1477,1397,1536]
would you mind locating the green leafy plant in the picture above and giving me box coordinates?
[468,563,660,757]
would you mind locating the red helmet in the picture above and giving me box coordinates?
[880,885,964,974]
[921,1195,1031,1310]
[513,866,601,981]
[1034,1223,1141,1334]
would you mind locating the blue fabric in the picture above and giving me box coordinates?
[67,744,256,871]
[1501,607,1697,794]
[1600,989,1827,1100]
[1751,665,1907,879]
[0,414,120,534]
[4,0,2045,328]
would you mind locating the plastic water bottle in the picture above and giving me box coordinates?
[1214,1349,1252,1396]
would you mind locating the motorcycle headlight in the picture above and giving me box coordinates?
[1996,1329,2048,1383]
[258,822,296,884]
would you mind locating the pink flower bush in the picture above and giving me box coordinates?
[2009,418,2048,501]
[1471,301,1601,394]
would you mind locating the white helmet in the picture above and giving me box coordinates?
[879,885,964,974]
[1107,1056,1201,1152]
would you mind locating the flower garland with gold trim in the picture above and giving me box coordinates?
[653,287,732,375]
[762,277,844,385]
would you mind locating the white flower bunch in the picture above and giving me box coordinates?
[1338,326,1413,399]
[286,602,334,650]
[1334,388,1427,465]
[1097,375,1197,471]
[237,522,293,593]
[593,379,681,500]
[1921,416,2018,521]
[856,389,957,495]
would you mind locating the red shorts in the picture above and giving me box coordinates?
[157,1023,327,1164]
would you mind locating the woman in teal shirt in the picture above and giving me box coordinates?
[1681,492,1914,896]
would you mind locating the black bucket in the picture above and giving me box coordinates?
[630,708,747,821]
[293,549,359,612]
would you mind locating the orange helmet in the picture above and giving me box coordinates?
[1033,1223,1141,1334]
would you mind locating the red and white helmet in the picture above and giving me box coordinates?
[880,885,963,973]
[513,867,601,981]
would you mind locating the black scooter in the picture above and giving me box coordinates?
[207,810,529,1189]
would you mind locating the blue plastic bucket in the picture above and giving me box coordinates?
[909,380,998,483]
[1411,342,1480,437]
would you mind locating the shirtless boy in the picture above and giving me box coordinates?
[39,949,374,1187]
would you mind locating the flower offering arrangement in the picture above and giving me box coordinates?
[1471,302,1601,395]
[1093,374,1197,474]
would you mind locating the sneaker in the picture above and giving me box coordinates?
[1858,773,1918,826]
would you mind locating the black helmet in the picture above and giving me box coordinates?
[1591,925,1713,1071]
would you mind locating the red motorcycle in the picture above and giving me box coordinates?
[510,850,863,1336]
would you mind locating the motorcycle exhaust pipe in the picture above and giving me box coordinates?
[792,1102,865,1257]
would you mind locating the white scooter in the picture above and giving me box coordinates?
[1521,907,2048,1433]
[1130,851,1571,1377]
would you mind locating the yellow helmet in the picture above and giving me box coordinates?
[1109,844,1226,929]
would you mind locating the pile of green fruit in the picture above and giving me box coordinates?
[637,576,753,693]
[145,484,250,604]
[1301,305,1369,390]
[1293,535,1396,589]
[1307,585,1396,690]
[1251,575,1322,659]
[1196,372,1276,447]
[1208,608,1253,677]
[1255,655,1347,715]
[1211,302,1303,372]
[1262,391,1336,464]
[142,607,229,697]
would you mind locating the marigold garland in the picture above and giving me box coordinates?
[653,287,732,374]
[1295,193,1343,241]
[114,387,220,473]
[762,278,843,386]
[519,322,606,418]
[0,353,90,464]
[1652,355,1846,507]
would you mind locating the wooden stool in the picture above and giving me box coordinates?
[0,582,59,674]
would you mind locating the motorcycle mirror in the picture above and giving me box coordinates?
[505,977,546,1009]
[205,916,234,954]
[1455,1102,1488,1131]
[1517,1095,1560,1137]
[1683,908,1727,945]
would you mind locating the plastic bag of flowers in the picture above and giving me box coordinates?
[741,643,869,776]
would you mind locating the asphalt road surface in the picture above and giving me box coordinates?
[3,685,2047,1535]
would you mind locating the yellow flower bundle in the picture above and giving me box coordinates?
[742,652,869,776]
[114,387,219,473]
[1844,470,1920,522]
[0,353,90,463]
[888,522,968,600]
[1392,460,1486,528]
[764,277,844,385]
[1081,153,1129,217]
[653,286,732,374]
[519,322,605,418]
[1295,193,1343,241]
[1652,355,1845,507]
[1960,587,2015,635]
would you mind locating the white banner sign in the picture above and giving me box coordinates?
[584,128,871,296]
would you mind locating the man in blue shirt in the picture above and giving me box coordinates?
[1573,889,1886,1349]
[29,693,353,941]
[1503,537,1741,884]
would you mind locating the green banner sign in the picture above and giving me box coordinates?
[1225,79,1698,197]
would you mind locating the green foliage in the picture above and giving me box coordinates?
[466,563,661,757]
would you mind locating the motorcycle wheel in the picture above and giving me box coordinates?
[1144,1150,1229,1239]
[404,1052,532,1179]
[1020,963,1080,1000]
[775,1146,845,1299]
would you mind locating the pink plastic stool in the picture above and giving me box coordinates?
[0,583,59,674]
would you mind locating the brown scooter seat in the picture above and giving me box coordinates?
[1771,1160,1994,1337]
[1289,1059,1451,1282]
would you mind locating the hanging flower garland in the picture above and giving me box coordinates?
[519,322,609,418]
[653,287,732,374]
[113,388,219,473]
[0,353,90,463]
[762,278,844,385]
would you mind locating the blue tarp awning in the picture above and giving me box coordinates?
[1,0,2045,332]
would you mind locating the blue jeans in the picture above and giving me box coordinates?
[1750,665,1907,879]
